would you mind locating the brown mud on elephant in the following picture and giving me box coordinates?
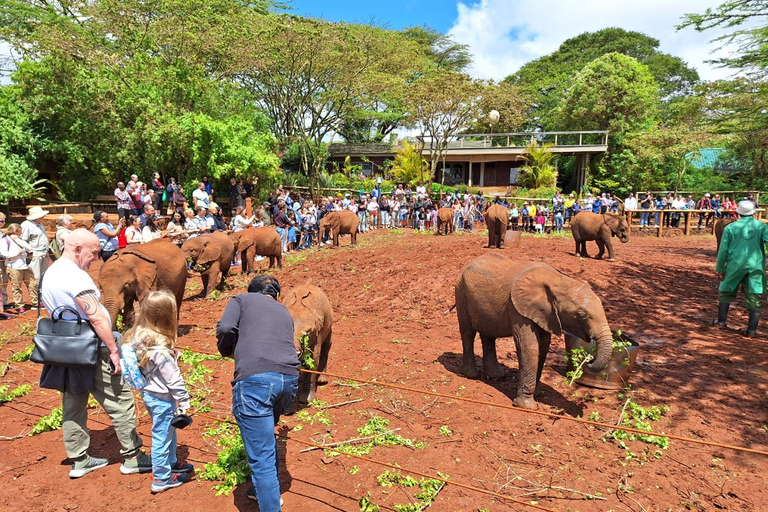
[570,211,629,261]
[320,210,360,247]
[452,253,613,409]
[98,239,187,329]
[435,207,454,235]
[485,203,509,249]
[281,282,333,407]
[182,231,235,296]
[714,217,736,252]
[230,227,283,273]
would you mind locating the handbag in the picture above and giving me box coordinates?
[9,236,32,265]
[31,273,100,367]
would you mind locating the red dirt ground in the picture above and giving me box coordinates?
[1,227,767,512]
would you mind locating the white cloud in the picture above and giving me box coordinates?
[448,0,745,82]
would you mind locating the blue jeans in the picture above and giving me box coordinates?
[640,209,651,226]
[555,213,564,232]
[358,211,367,232]
[142,392,178,482]
[275,227,287,248]
[233,373,298,512]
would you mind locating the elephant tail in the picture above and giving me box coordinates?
[442,304,456,316]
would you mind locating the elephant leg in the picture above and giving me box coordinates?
[480,335,506,380]
[574,238,580,256]
[457,310,480,379]
[512,324,540,409]
[351,231,357,245]
[316,332,331,385]
[594,239,605,259]
[605,239,615,261]
[201,271,212,296]
[296,372,310,404]
[276,254,282,269]
[536,331,551,386]
[267,255,275,269]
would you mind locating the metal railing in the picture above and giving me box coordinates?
[416,131,609,150]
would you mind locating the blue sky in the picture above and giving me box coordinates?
[285,0,458,32]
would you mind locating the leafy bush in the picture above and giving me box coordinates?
[30,406,63,436]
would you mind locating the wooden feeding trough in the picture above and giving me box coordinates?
[564,331,639,390]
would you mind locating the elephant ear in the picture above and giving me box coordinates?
[510,266,563,336]
[198,237,222,265]
[604,213,620,234]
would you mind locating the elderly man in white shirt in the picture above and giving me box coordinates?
[623,192,638,212]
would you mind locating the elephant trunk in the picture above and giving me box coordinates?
[586,326,613,373]
[102,298,121,330]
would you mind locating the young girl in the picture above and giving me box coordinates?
[535,212,546,234]
[123,291,193,494]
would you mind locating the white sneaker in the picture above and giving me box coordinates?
[254,256,265,262]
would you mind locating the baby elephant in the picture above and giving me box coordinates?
[281,282,333,405]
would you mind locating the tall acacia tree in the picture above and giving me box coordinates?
[405,69,526,189]
[239,16,425,193]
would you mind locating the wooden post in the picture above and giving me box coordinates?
[684,210,691,235]
[657,211,664,237]
[626,210,632,237]
[245,198,252,218]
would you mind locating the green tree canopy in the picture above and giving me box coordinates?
[559,52,660,192]
[505,28,699,128]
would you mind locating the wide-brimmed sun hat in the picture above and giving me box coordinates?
[736,200,756,216]
[26,206,50,221]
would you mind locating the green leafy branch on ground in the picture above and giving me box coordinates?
[606,394,670,458]
[199,422,250,496]
[359,470,448,511]
[0,384,31,403]
[9,343,34,362]
[30,406,62,436]
[179,349,220,412]
[325,416,424,457]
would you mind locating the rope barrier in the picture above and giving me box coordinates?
[192,409,566,512]
[4,347,768,458]
[177,346,768,457]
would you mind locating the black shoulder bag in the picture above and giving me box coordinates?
[30,274,100,367]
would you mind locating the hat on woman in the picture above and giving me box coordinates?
[736,200,756,216]
[26,206,50,221]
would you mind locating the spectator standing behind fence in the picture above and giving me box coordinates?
[92,211,124,261]
[192,182,210,210]
[216,275,299,511]
[229,178,246,214]
[0,223,32,317]
[166,211,187,246]
[40,228,151,478]
[114,182,132,221]
[21,206,50,309]
[0,212,9,311]
[123,290,194,493]
[553,200,564,233]
[54,214,73,258]
[698,193,713,229]
[151,173,164,213]
[714,200,768,337]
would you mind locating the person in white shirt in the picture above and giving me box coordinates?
[232,206,255,232]
[40,228,151,479]
[192,182,210,210]
[0,223,33,315]
[20,206,50,309]
[623,192,638,211]
[416,182,427,199]
[124,215,143,246]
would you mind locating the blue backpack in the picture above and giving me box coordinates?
[120,344,165,390]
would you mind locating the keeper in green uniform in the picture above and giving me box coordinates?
[714,200,768,336]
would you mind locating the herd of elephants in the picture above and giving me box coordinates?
[99,207,725,410]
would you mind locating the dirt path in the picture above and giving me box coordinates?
[1,228,767,512]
